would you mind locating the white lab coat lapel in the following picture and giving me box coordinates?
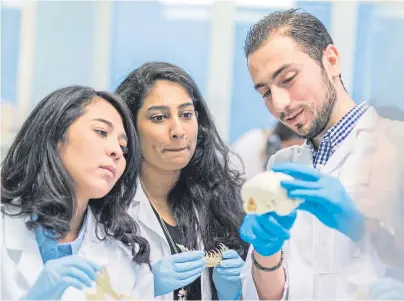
[131,179,169,251]
[322,107,378,175]
[3,212,44,289]
[62,209,142,300]
[294,142,315,166]
[61,210,111,300]
[77,209,108,266]
[192,206,212,301]
[129,178,212,300]
[129,179,177,301]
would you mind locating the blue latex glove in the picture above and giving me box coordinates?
[273,163,365,242]
[152,251,206,297]
[240,211,296,256]
[213,250,244,300]
[22,255,100,300]
[369,277,404,300]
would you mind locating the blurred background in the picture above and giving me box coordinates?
[2,0,404,156]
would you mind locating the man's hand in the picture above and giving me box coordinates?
[273,163,365,242]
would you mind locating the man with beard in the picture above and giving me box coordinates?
[238,8,404,300]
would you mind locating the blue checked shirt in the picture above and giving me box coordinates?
[307,101,369,169]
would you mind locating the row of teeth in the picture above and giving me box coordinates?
[177,243,229,261]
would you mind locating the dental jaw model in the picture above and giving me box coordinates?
[85,268,136,300]
[176,243,229,267]
[241,171,302,215]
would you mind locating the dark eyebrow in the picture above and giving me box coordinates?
[272,64,291,81]
[147,105,168,111]
[92,118,113,128]
[147,102,194,111]
[178,102,194,109]
[254,63,292,90]
[92,118,128,142]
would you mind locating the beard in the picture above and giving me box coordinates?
[295,70,337,140]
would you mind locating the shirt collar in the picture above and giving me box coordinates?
[34,211,88,260]
[307,101,369,154]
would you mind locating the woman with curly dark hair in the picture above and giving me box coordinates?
[1,85,153,300]
[116,62,249,300]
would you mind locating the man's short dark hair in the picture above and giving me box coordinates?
[244,8,345,86]
[244,8,333,66]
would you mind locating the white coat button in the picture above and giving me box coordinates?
[317,164,325,170]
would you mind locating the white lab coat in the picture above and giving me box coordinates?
[128,179,212,300]
[1,205,154,300]
[241,107,404,299]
